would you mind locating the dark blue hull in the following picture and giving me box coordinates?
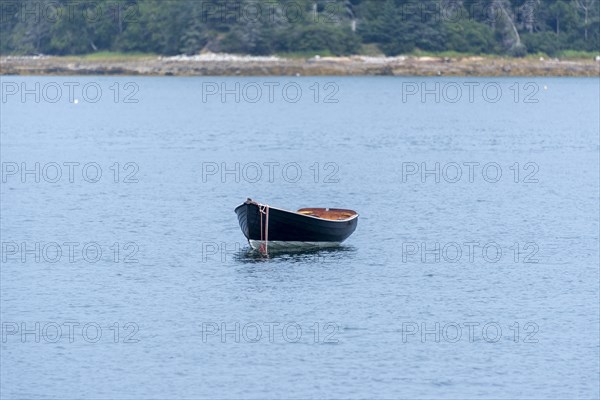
[234,201,358,244]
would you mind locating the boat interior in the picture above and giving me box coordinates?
[297,208,358,221]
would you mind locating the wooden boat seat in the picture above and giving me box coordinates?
[297,208,358,221]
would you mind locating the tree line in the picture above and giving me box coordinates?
[1,0,598,57]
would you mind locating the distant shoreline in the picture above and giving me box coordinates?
[2,54,599,77]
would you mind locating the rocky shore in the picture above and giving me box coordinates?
[2,53,599,77]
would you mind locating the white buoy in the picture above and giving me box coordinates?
[544,85,548,90]
[73,99,79,104]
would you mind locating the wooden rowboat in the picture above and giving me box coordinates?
[234,198,358,251]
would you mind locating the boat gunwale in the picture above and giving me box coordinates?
[235,201,359,223]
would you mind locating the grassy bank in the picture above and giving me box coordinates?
[2,52,599,77]
[5,49,599,62]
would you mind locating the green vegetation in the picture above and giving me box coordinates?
[73,51,157,60]
[275,50,336,58]
[556,49,600,58]
[1,0,598,58]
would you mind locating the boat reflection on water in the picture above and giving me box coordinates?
[234,244,357,264]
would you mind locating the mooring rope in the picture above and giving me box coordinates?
[258,204,269,254]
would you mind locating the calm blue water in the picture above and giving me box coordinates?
[1,76,599,399]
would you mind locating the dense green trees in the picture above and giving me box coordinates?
[1,0,598,56]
